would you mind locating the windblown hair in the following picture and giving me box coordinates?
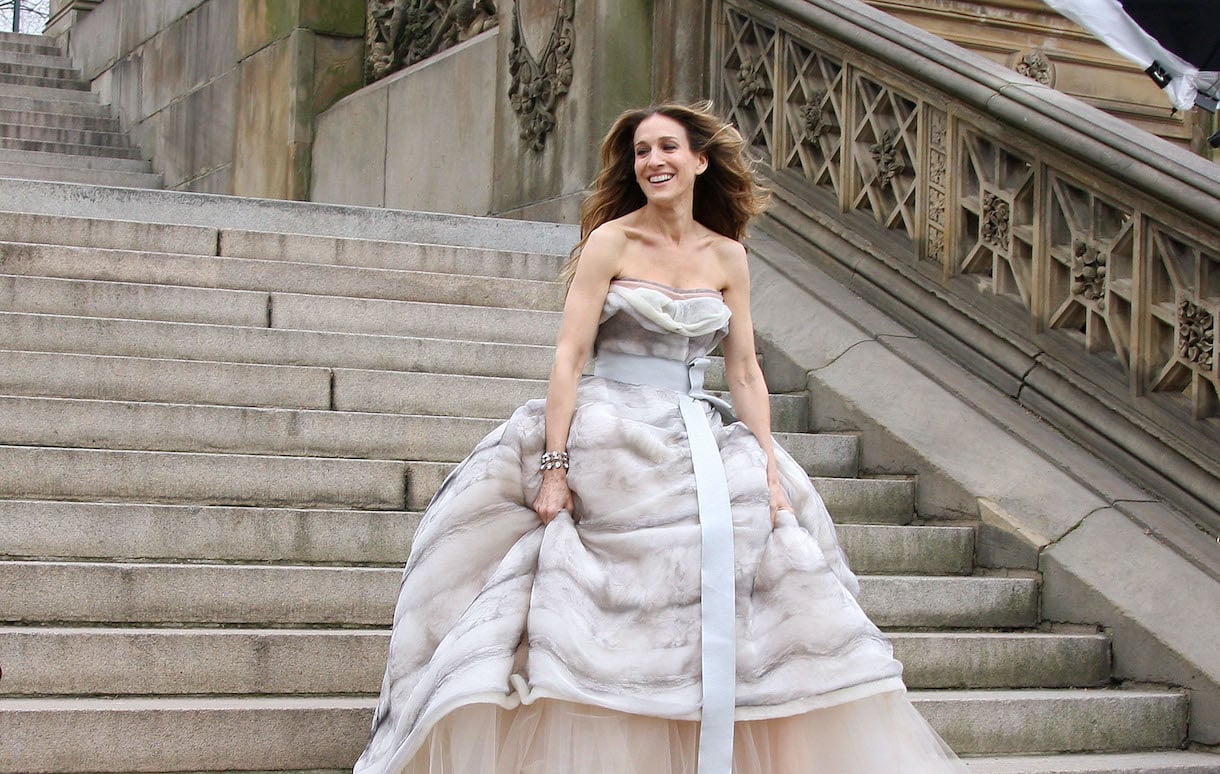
[561,101,770,283]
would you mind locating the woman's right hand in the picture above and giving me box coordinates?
[532,470,575,525]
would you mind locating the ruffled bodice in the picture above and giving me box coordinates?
[595,278,731,364]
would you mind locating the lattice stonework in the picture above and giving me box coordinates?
[780,35,844,198]
[722,7,777,160]
[924,107,948,266]
[1144,224,1219,419]
[847,72,919,237]
[1046,174,1135,369]
[956,131,1036,309]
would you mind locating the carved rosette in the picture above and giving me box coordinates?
[1013,50,1054,86]
[1178,299,1215,372]
[738,54,773,106]
[981,193,1011,251]
[1070,239,1108,309]
[366,0,498,82]
[799,89,829,143]
[509,0,575,152]
[870,129,904,185]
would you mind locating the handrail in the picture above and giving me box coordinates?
[711,0,1220,528]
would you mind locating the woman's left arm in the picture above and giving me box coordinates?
[719,242,791,524]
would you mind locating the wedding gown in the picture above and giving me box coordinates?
[354,277,968,773]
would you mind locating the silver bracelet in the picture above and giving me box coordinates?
[540,450,569,471]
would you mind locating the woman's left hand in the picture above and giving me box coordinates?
[768,473,792,527]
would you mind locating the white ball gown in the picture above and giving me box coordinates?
[353,277,969,773]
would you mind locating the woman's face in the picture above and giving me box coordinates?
[632,114,707,205]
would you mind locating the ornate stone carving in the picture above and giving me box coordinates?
[508,0,575,151]
[981,192,1010,250]
[1178,299,1215,371]
[366,0,498,82]
[929,109,947,148]
[1014,50,1054,86]
[929,188,946,226]
[799,90,830,143]
[1071,239,1108,308]
[737,54,772,106]
[869,129,904,185]
[928,227,945,264]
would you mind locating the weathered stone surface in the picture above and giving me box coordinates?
[233,32,299,198]
[238,0,363,60]
[311,76,388,207]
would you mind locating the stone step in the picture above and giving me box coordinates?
[0,160,161,187]
[0,311,559,381]
[0,561,1036,628]
[0,502,951,571]
[0,32,61,56]
[0,120,128,147]
[0,628,1108,698]
[0,445,407,509]
[0,61,81,82]
[0,695,374,772]
[0,91,112,116]
[0,145,149,171]
[0,689,1187,770]
[839,523,974,575]
[0,395,499,463]
[913,688,1188,755]
[0,80,100,102]
[0,49,74,70]
[0,69,88,90]
[813,474,916,525]
[890,632,1109,689]
[0,274,270,326]
[0,350,334,410]
[773,430,858,477]
[0,240,565,309]
[0,133,143,158]
[0,108,116,131]
[963,752,1220,773]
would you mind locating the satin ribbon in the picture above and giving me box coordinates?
[593,351,736,774]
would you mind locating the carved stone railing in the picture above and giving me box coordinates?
[365,0,498,82]
[712,0,1220,528]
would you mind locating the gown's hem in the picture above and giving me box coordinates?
[373,676,910,771]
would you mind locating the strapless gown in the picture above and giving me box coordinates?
[353,278,968,773]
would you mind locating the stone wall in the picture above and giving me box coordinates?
[53,0,364,198]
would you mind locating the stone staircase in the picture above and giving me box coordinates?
[0,31,160,188]
[0,184,1216,773]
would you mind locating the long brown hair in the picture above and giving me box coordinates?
[561,101,770,283]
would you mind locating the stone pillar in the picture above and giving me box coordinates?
[45,0,102,42]
[653,0,714,103]
[234,0,365,199]
[490,0,654,222]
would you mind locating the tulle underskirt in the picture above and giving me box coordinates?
[401,691,967,774]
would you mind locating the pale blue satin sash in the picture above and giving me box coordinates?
[593,350,736,774]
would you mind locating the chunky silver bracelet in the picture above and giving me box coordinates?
[540,450,569,471]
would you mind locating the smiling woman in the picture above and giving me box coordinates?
[353,102,971,774]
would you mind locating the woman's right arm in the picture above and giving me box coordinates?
[531,226,624,524]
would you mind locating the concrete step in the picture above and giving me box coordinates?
[0,445,407,509]
[0,240,564,309]
[0,49,74,70]
[0,134,143,158]
[0,695,374,772]
[963,752,1220,773]
[0,274,270,326]
[0,628,1109,698]
[0,33,61,56]
[0,69,88,90]
[838,523,974,575]
[0,561,1037,628]
[0,80,100,102]
[0,107,118,131]
[0,145,150,171]
[0,120,128,147]
[773,430,858,476]
[0,161,161,187]
[813,475,916,525]
[0,91,111,116]
[0,350,334,410]
[0,61,80,81]
[913,688,1188,755]
[219,228,565,282]
[0,395,499,462]
[0,503,950,571]
[890,632,1110,689]
[0,312,558,381]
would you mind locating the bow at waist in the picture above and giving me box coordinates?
[592,351,736,421]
